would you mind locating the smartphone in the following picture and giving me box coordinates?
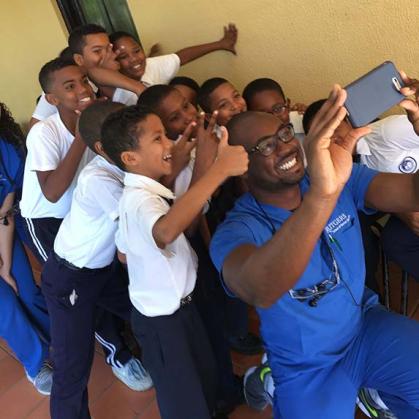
[344,61,405,128]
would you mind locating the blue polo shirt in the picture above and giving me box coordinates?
[210,163,379,379]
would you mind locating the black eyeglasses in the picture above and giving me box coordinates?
[248,124,295,157]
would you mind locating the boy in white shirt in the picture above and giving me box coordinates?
[22,60,149,395]
[101,106,248,419]
[110,24,238,86]
[21,58,96,262]
[41,101,152,419]
[138,85,249,413]
[30,24,146,126]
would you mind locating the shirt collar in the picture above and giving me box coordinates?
[95,156,125,182]
[356,137,372,156]
[124,172,175,200]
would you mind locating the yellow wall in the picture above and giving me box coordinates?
[2,0,419,126]
[0,0,68,127]
[129,0,418,108]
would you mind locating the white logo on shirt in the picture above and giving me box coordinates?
[399,156,417,174]
[325,213,351,234]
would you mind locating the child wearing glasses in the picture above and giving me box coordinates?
[242,77,306,141]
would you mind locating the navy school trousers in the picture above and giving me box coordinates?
[131,300,217,419]
[41,252,132,419]
[189,232,241,406]
[24,216,132,367]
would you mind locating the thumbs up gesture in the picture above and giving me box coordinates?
[214,126,249,177]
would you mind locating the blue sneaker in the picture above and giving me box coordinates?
[112,357,153,391]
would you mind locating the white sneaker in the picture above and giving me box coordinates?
[26,362,53,395]
[112,357,153,391]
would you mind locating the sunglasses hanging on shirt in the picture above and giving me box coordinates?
[254,197,361,307]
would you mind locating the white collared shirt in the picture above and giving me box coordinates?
[20,113,94,219]
[54,156,124,268]
[116,173,197,317]
[357,115,419,173]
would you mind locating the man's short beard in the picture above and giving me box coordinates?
[251,172,303,192]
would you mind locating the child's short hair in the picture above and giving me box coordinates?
[59,46,74,62]
[198,77,228,113]
[101,106,155,170]
[137,84,176,113]
[109,31,142,47]
[68,24,107,54]
[78,101,125,151]
[38,58,77,93]
[242,78,285,105]
[169,76,200,95]
[302,99,326,134]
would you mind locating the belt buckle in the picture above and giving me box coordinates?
[180,294,192,307]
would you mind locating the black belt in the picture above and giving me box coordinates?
[180,293,193,307]
[52,251,111,273]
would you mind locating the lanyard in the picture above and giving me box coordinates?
[253,196,360,307]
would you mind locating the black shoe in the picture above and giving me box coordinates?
[229,333,263,355]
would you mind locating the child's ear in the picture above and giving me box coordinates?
[73,53,84,67]
[45,93,60,107]
[121,150,140,168]
[94,141,104,155]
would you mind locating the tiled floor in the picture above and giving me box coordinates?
[0,251,418,418]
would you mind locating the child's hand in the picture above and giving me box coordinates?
[215,127,249,177]
[290,102,307,114]
[99,44,120,71]
[171,122,197,173]
[219,23,238,54]
[196,111,219,151]
[399,70,419,135]
[148,43,161,57]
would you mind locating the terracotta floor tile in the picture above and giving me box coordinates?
[90,380,154,419]
[0,355,25,396]
[0,338,21,363]
[231,351,263,377]
[0,247,408,419]
[230,404,273,419]
[136,399,161,419]
[26,399,50,419]
[0,338,14,356]
[0,347,10,362]
[0,377,45,419]
[88,352,116,403]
